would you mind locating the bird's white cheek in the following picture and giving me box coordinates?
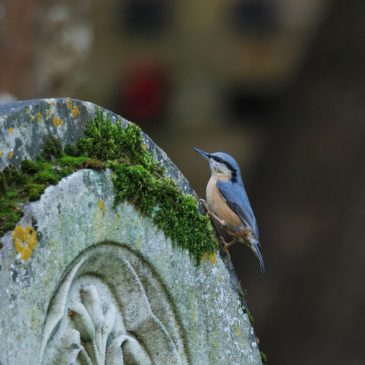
[209,160,218,171]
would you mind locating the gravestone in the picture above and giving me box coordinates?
[0,99,262,365]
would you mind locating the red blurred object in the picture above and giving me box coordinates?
[121,63,167,124]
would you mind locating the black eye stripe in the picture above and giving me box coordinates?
[212,156,222,163]
[211,156,236,174]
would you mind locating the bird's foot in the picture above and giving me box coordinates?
[222,237,235,250]
[220,236,236,255]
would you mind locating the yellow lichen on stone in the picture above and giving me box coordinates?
[98,199,106,216]
[66,98,72,110]
[0,149,3,158]
[8,151,14,160]
[52,116,60,127]
[233,324,242,337]
[36,112,43,123]
[71,105,80,118]
[7,127,14,134]
[12,225,38,260]
[209,252,217,265]
[201,252,217,265]
[46,109,51,119]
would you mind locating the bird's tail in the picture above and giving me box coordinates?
[252,242,265,273]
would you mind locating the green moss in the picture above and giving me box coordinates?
[0,153,82,236]
[246,307,255,326]
[0,110,218,263]
[63,143,81,157]
[0,191,22,234]
[77,111,162,175]
[21,159,38,174]
[25,183,47,201]
[40,135,63,160]
[111,163,216,262]
[260,351,268,364]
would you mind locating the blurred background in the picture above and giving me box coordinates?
[1,0,364,363]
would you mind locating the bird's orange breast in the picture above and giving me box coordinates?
[206,176,242,231]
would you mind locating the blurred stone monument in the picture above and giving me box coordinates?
[0,99,262,364]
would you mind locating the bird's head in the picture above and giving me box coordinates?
[193,148,241,181]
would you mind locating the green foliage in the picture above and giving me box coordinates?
[40,135,63,160]
[25,183,47,202]
[63,143,81,157]
[1,110,218,263]
[20,160,38,174]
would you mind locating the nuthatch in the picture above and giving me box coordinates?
[193,148,265,272]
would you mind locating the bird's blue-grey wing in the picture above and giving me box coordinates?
[216,179,259,239]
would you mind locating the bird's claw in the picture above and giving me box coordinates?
[219,237,236,260]
[221,237,235,250]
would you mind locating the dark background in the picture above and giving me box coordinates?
[1,1,364,364]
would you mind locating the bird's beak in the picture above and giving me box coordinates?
[193,148,210,160]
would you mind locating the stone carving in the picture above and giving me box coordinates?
[41,243,188,365]
[0,100,262,365]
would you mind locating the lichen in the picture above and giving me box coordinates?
[12,225,37,260]
[98,200,106,216]
[0,111,218,263]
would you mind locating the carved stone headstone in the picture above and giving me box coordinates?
[0,99,262,365]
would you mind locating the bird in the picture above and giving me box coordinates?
[193,148,265,272]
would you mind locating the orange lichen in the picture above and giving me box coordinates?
[201,252,217,265]
[8,151,14,160]
[12,225,38,260]
[36,112,43,123]
[209,252,217,265]
[52,116,59,127]
[7,127,14,134]
[71,105,80,118]
[98,199,106,216]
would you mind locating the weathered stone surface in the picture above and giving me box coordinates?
[0,99,262,365]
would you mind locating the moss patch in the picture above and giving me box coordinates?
[0,149,102,237]
[260,351,268,364]
[0,111,218,263]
